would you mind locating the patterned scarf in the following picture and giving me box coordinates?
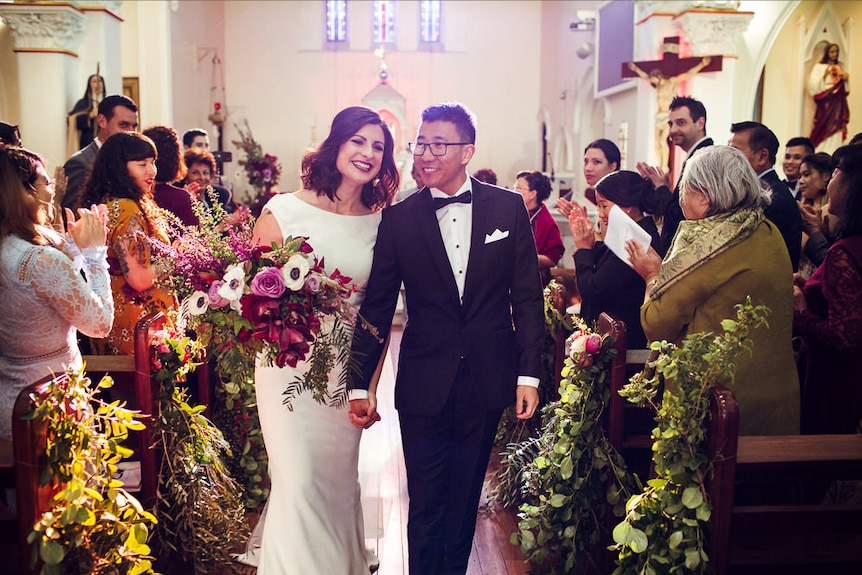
[651,207,764,299]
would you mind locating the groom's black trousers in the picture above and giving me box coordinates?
[398,360,503,575]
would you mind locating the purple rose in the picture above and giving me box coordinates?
[304,273,321,293]
[208,281,230,308]
[251,267,286,298]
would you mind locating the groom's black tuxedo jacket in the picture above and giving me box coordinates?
[351,178,545,416]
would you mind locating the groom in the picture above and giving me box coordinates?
[349,102,545,574]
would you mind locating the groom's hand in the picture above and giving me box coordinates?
[349,398,381,429]
[515,385,539,420]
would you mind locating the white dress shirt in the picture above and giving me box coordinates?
[430,177,472,302]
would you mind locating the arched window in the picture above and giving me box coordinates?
[325,0,348,46]
[373,0,396,46]
[419,0,442,51]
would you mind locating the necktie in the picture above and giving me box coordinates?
[433,191,472,210]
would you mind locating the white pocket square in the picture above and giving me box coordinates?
[484,228,510,244]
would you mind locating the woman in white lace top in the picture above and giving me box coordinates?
[0,147,114,440]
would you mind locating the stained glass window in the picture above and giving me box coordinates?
[419,0,441,44]
[326,0,348,43]
[373,0,396,45]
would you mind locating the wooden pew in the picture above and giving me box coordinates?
[706,385,862,574]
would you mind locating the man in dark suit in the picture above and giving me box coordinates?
[349,102,544,575]
[62,94,138,213]
[729,121,803,271]
[781,136,814,200]
[637,96,713,255]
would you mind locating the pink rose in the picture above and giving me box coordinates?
[585,334,602,354]
[208,281,230,308]
[304,273,321,293]
[251,267,286,298]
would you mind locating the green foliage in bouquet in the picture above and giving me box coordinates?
[611,298,768,575]
[26,366,157,575]
[514,321,636,574]
[150,330,249,574]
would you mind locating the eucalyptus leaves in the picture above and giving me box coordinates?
[611,299,768,574]
[514,322,635,574]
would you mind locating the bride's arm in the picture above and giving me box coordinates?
[251,210,282,248]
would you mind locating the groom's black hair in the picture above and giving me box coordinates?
[420,102,476,144]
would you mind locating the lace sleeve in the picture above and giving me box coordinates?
[797,244,862,352]
[22,245,114,338]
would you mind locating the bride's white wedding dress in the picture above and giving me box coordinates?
[252,192,380,575]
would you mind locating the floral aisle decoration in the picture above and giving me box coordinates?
[487,280,576,510]
[611,299,768,575]
[232,119,282,217]
[27,366,157,575]
[149,328,249,574]
[152,199,364,509]
[514,320,636,575]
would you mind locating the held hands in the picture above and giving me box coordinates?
[349,397,382,430]
[636,161,670,190]
[515,385,539,420]
[65,204,108,250]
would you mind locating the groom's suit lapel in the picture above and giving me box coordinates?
[463,180,492,304]
[414,188,462,308]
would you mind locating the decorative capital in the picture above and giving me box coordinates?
[636,1,741,21]
[0,4,87,55]
[673,10,753,56]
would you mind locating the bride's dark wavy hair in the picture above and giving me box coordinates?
[301,106,399,210]
[83,132,162,230]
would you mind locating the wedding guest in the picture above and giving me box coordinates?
[514,170,564,285]
[83,132,176,355]
[67,74,106,154]
[182,147,235,214]
[142,125,198,227]
[557,138,619,212]
[797,152,833,278]
[567,171,660,349]
[0,146,112,439]
[246,106,399,573]
[472,167,497,185]
[782,136,814,199]
[182,128,209,151]
[794,145,862,435]
[627,146,799,436]
[63,94,139,213]
[351,102,544,575]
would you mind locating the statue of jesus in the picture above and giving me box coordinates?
[628,56,712,171]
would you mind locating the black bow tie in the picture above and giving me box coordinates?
[433,191,472,210]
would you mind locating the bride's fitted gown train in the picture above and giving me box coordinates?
[254,193,381,574]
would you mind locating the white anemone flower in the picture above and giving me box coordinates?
[218,263,246,312]
[281,254,311,291]
[187,290,210,316]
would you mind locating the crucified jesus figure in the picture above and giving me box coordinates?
[628,56,712,171]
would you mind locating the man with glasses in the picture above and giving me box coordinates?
[350,102,544,575]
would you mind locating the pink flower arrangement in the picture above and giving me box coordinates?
[567,328,604,367]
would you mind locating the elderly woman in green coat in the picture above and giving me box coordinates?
[626,145,800,436]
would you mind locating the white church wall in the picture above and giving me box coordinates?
[218,0,542,200]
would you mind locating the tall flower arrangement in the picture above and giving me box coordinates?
[232,119,282,217]
[151,200,365,510]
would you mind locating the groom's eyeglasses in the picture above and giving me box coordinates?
[408,142,472,156]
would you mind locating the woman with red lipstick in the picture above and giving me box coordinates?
[556,138,620,216]
[566,170,660,348]
[83,132,176,355]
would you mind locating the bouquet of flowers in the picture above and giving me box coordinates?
[232,119,281,217]
[153,201,361,409]
[566,326,604,368]
[151,199,366,510]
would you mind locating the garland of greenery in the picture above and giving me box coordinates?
[487,281,575,509]
[26,366,157,575]
[611,299,768,574]
[514,321,636,574]
[150,331,249,574]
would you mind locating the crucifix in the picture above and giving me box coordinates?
[622,37,723,171]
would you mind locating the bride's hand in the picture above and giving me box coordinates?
[348,397,381,430]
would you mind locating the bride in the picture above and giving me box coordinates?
[248,106,399,574]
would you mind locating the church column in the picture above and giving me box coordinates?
[0,3,87,165]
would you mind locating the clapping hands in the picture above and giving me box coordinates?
[65,204,108,250]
